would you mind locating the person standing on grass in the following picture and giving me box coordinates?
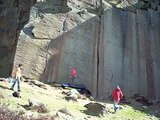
[10,64,22,92]
[71,68,77,84]
[112,85,124,112]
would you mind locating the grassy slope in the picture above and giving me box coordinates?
[0,81,159,120]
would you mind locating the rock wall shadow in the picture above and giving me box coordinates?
[81,109,102,117]
[0,0,36,77]
[128,101,160,118]
[40,15,99,83]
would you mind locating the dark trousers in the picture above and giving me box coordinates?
[71,77,77,84]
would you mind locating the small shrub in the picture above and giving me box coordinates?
[28,99,49,113]
[0,92,4,99]
[29,115,56,120]
[0,106,54,120]
[37,104,49,113]
[31,104,49,113]
[0,106,26,120]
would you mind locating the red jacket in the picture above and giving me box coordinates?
[71,69,77,77]
[112,88,123,102]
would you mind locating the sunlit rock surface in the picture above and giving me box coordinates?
[1,0,160,100]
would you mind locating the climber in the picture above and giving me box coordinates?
[70,68,77,84]
[10,64,23,92]
[112,85,123,112]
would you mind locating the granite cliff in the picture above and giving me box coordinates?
[0,0,160,100]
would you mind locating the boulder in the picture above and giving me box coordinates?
[65,89,80,101]
[28,98,49,113]
[28,98,44,107]
[133,94,153,106]
[84,102,107,116]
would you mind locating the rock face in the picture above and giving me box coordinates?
[1,0,160,100]
[14,0,99,85]
[107,0,160,11]
[0,0,36,77]
[99,9,160,100]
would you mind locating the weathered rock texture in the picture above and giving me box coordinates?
[106,0,160,11]
[99,9,160,100]
[0,0,36,77]
[2,0,160,100]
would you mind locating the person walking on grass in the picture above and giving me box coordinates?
[10,64,22,92]
[112,85,123,112]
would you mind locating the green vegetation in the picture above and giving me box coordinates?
[0,81,159,120]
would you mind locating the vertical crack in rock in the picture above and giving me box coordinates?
[11,0,37,75]
[121,10,127,89]
[136,15,141,93]
[42,44,50,81]
[10,0,21,74]
[97,28,100,98]
[62,14,68,32]
[144,14,155,99]
[96,0,103,98]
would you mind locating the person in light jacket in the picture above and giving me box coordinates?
[10,64,22,92]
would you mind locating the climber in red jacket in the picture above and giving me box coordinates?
[112,85,123,112]
[71,68,77,84]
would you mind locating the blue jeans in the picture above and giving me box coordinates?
[113,100,119,112]
[11,77,20,91]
